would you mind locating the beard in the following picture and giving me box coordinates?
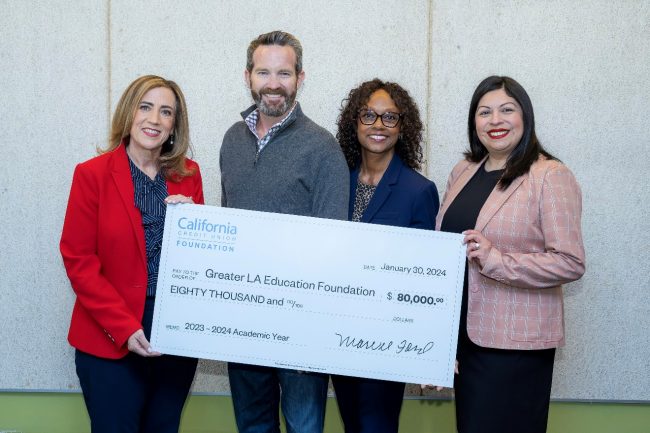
[251,86,297,118]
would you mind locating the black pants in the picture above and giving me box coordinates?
[75,299,197,433]
[332,375,405,433]
[454,334,555,433]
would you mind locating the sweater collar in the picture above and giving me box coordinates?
[240,102,302,133]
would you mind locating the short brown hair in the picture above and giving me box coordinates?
[246,30,303,74]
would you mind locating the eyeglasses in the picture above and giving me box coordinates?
[357,109,401,128]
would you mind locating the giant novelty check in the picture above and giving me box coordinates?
[151,204,465,386]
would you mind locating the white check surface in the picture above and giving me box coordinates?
[151,204,465,386]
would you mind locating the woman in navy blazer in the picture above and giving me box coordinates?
[331,79,439,433]
[60,75,204,433]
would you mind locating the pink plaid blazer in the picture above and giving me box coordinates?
[436,156,585,350]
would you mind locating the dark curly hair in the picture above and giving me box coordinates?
[337,79,424,170]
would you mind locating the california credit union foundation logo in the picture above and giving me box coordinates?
[175,217,237,252]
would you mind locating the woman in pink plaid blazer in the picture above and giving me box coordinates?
[436,76,585,433]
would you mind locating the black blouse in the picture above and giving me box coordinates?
[441,162,503,350]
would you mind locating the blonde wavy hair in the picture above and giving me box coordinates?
[103,75,194,179]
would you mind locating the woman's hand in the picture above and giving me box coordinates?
[420,360,459,391]
[463,229,492,267]
[420,384,445,391]
[127,329,161,357]
[164,194,194,204]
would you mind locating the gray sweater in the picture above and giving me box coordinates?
[220,103,349,220]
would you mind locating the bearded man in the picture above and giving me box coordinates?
[219,30,349,433]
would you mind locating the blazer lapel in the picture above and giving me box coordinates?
[438,159,483,220]
[475,173,525,232]
[349,166,359,221]
[110,145,147,266]
[360,154,402,223]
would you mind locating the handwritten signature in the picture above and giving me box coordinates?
[335,333,433,355]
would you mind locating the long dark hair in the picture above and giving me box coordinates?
[337,79,424,170]
[465,76,556,189]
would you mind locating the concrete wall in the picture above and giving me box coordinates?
[1,0,648,401]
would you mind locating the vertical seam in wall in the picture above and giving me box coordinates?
[107,0,112,139]
[425,0,433,177]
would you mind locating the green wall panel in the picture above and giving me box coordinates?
[0,393,648,433]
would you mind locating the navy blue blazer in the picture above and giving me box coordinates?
[349,154,439,229]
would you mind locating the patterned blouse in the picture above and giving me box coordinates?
[128,157,168,298]
[352,178,377,222]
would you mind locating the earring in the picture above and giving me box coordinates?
[170,134,175,145]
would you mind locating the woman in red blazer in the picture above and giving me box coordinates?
[436,76,585,433]
[60,75,204,433]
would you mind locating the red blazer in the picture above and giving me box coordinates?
[60,144,204,359]
[436,156,585,350]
